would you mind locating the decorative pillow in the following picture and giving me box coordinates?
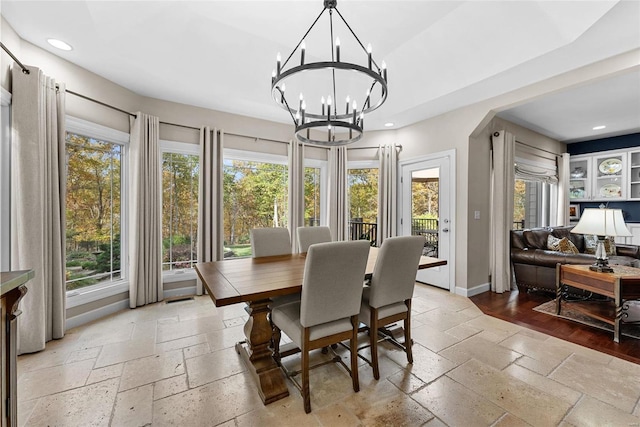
[583,235,616,256]
[547,235,579,254]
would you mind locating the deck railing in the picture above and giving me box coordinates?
[348,219,378,247]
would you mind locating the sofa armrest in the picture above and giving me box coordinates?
[616,244,640,259]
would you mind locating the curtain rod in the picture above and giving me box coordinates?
[1,42,30,74]
[65,89,200,131]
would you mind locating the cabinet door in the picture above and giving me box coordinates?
[627,224,640,246]
[628,151,640,200]
[569,158,590,201]
[593,153,625,200]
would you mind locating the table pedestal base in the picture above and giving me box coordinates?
[236,299,289,405]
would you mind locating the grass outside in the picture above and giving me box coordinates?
[225,244,252,258]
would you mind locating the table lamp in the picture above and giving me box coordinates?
[570,208,632,273]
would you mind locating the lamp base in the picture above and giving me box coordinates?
[589,259,614,273]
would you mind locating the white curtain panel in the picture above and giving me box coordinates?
[378,144,398,244]
[129,113,162,308]
[196,127,224,295]
[556,153,570,226]
[288,140,305,253]
[11,65,66,353]
[328,146,348,241]
[490,130,515,294]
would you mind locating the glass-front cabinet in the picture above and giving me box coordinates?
[628,150,640,200]
[569,151,626,201]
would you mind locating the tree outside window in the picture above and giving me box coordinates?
[65,132,122,291]
[223,158,288,258]
[162,152,199,271]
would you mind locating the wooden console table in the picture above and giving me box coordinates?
[556,264,640,343]
[1,270,33,427]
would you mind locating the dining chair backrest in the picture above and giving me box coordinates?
[250,227,291,257]
[296,226,332,253]
[369,236,425,308]
[300,240,371,328]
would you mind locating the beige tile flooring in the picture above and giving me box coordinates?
[17,284,640,426]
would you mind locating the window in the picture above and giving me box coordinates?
[348,161,378,246]
[223,149,288,258]
[65,117,129,305]
[161,141,199,280]
[513,157,558,229]
[304,158,327,227]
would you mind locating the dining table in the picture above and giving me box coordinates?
[195,246,447,405]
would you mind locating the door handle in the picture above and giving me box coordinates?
[442,228,449,233]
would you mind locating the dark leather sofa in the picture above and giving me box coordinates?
[510,225,640,293]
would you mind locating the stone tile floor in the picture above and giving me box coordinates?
[17,284,640,426]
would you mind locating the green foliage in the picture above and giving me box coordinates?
[348,168,378,222]
[66,260,82,267]
[95,235,120,273]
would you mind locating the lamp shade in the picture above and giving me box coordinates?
[570,208,632,237]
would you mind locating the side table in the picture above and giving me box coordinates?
[556,264,640,343]
[1,270,33,427]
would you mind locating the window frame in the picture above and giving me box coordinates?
[65,116,130,308]
[160,140,200,283]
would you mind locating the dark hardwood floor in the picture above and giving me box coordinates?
[470,289,640,365]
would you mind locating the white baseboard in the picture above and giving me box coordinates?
[65,299,129,330]
[456,282,490,297]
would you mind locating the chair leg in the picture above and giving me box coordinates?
[370,308,380,380]
[350,315,360,392]
[302,329,311,414]
[404,315,413,364]
[404,299,413,364]
[272,325,282,366]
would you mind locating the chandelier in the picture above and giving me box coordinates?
[271,0,388,146]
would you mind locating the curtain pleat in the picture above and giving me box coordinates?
[490,130,515,294]
[11,65,66,353]
[378,144,398,244]
[556,153,570,226]
[288,140,305,252]
[328,146,348,241]
[196,127,224,295]
[129,113,162,308]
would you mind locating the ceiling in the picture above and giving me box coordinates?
[2,1,639,142]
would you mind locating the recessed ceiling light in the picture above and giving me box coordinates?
[384,122,394,127]
[592,125,606,130]
[47,39,72,51]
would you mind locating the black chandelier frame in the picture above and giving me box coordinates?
[271,0,388,146]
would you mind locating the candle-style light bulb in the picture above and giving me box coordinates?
[281,83,286,93]
[295,111,300,124]
[300,41,306,65]
[367,44,372,69]
[345,96,350,114]
[271,69,276,84]
[381,60,387,81]
[352,100,357,124]
[276,52,281,75]
[335,37,341,62]
[327,96,332,120]
[298,93,304,115]
[321,96,325,116]
[301,101,306,122]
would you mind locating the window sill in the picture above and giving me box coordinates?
[66,280,129,309]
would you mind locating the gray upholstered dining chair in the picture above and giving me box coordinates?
[296,226,332,253]
[359,235,425,380]
[250,227,291,257]
[271,240,371,413]
[250,227,299,310]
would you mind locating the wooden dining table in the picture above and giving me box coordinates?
[195,247,446,405]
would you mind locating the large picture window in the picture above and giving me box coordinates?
[65,132,123,291]
[223,150,288,258]
[161,142,199,275]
